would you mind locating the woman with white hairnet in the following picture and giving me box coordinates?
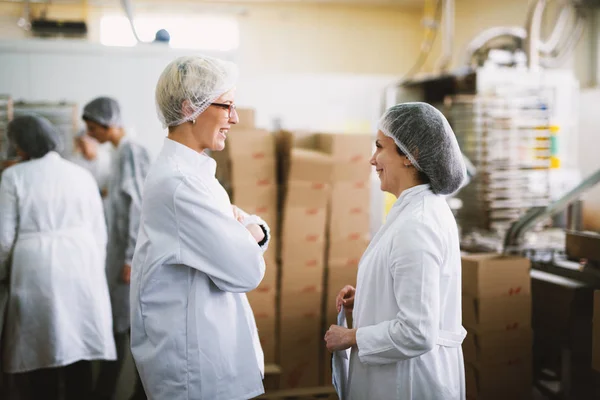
[130,55,271,399]
[81,97,149,400]
[0,115,116,400]
[324,102,467,399]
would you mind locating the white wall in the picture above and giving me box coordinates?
[0,39,398,159]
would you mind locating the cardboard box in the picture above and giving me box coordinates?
[226,128,274,159]
[231,157,277,187]
[328,236,370,267]
[331,162,372,182]
[461,254,531,298]
[235,108,256,129]
[248,287,276,363]
[329,208,370,239]
[463,329,532,365]
[466,360,532,400]
[282,207,327,244]
[593,290,600,372]
[566,230,600,263]
[279,337,321,389]
[317,133,372,162]
[281,271,324,295]
[286,149,333,184]
[462,294,531,333]
[331,182,370,211]
[281,240,326,270]
[232,184,278,213]
[284,181,331,209]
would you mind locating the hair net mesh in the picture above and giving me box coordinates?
[379,102,466,195]
[82,97,123,128]
[7,114,60,159]
[155,55,239,128]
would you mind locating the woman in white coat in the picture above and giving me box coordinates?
[324,103,467,399]
[0,115,116,400]
[130,55,270,400]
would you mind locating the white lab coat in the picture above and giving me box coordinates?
[131,138,269,400]
[0,152,116,373]
[348,184,466,399]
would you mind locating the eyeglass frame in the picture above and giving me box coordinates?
[210,102,237,118]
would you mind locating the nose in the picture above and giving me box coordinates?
[229,108,239,125]
[369,152,377,166]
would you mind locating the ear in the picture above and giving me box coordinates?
[403,156,412,167]
[181,99,195,120]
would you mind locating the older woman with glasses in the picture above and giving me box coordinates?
[130,55,271,399]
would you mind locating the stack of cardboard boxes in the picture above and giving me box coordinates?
[212,109,278,364]
[278,147,333,389]
[461,254,532,400]
[318,133,372,385]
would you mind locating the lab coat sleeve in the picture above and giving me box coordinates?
[0,171,18,282]
[236,207,271,252]
[89,177,108,262]
[356,220,443,364]
[120,144,150,264]
[174,178,266,293]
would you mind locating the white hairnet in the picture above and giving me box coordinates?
[379,102,466,195]
[82,97,123,127]
[155,55,239,128]
[7,114,60,159]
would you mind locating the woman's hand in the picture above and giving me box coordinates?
[246,223,265,243]
[325,325,357,352]
[231,205,244,223]
[336,285,356,313]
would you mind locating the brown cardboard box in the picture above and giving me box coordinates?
[331,163,372,182]
[287,149,333,184]
[284,181,331,209]
[466,359,532,400]
[328,236,370,267]
[463,329,533,365]
[247,287,276,363]
[462,294,531,333]
[331,182,370,211]
[593,290,600,372]
[282,207,327,244]
[235,108,256,129]
[317,133,372,162]
[279,288,322,388]
[281,271,324,295]
[462,254,531,298]
[281,240,326,270]
[231,157,277,187]
[232,184,277,212]
[329,208,370,239]
[226,128,274,159]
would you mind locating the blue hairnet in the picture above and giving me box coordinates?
[379,102,466,195]
[7,114,60,159]
[82,97,123,128]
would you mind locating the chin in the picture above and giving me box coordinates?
[211,140,226,152]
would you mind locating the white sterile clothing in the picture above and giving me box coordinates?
[348,184,466,400]
[130,138,270,400]
[0,152,116,373]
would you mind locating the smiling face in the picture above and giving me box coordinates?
[370,130,416,197]
[192,88,238,152]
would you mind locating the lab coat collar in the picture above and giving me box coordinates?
[392,184,432,209]
[161,138,216,176]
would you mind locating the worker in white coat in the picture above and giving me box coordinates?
[325,102,468,399]
[130,55,270,400]
[0,115,116,400]
[81,97,149,400]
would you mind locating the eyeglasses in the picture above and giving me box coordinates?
[211,102,237,119]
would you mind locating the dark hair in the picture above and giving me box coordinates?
[396,146,430,185]
[7,114,60,159]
